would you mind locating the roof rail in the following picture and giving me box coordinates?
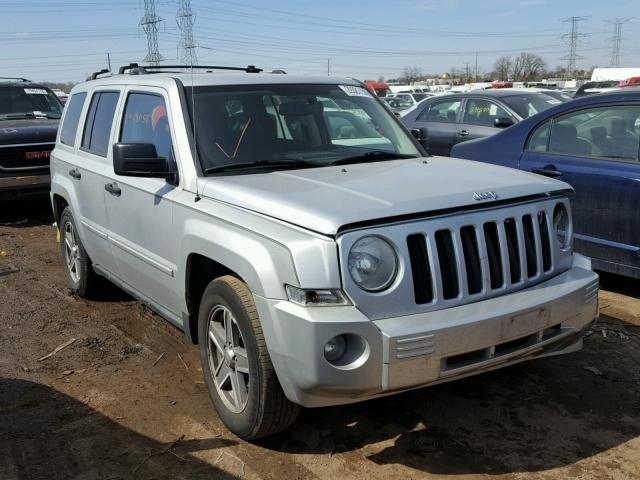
[117,63,263,75]
[87,68,110,81]
[0,76,31,82]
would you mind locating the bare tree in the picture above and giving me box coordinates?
[493,56,512,81]
[377,75,385,83]
[401,66,423,84]
[506,52,547,81]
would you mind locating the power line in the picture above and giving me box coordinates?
[140,0,164,66]
[560,16,588,79]
[176,0,197,65]
[607,18,633,67]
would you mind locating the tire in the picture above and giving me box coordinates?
[59,207,100,297]
[198,275,300,440]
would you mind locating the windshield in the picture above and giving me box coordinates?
[501,93,563,119]
[186,83,421,174]
[412,93,429,102]
[0,86,63,119]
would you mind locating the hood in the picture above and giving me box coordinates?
[0,119,59,145]
[200,157,569,235]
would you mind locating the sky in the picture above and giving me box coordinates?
[1,0,639,84]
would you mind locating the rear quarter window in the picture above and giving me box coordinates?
[60,92,87,146]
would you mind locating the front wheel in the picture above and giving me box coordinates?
[198,275,299,440]
[59,207,100,297]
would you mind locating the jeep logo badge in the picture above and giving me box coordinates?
[473,191,498,201]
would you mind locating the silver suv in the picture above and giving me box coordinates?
[51,64,599,440]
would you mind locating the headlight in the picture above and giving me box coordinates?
[348,236,398,291]
[553,202,571,249]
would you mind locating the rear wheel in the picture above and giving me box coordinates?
[198,275,299,440]
[59,207,100,297]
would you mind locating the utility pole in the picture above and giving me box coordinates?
[177,0,198,66]
[474,52,478,82]
[607,18,632,67]
[463,62,471,83]
[140,0,164,66]
[327,58,330,76]
[107,52,111,71]
[560,16,587,80]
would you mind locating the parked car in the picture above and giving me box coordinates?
[573,81,619,98]
[619,76,640,88]
[0,78,63,199]
[401,89,569,156]
[381,96,414,116]
[392,92,434,105]
[51,64,598,440]
[452,90,640,279]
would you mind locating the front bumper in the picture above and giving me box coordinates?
[254,254,599,408]
[0,174,50,197]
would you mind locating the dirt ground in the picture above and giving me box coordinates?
[1,197,639,480]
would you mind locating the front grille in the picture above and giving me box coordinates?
[0,144,53,171]
[339,196,572,321]
[408,205,557,305]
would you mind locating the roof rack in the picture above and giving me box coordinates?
[117,63,263,75]
[0,76,31,82]
[87,68,111,81]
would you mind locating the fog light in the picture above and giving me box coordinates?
[324,335,347,362]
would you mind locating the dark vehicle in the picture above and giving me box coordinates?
[401,89,567,156]
[573,81,619,98]
[451,90,640,279]
[381,96,414,116]
[0,78,63,198]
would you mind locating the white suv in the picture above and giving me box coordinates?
[51,64,599,440]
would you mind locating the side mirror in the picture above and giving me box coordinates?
[411,128,424,140]
[494,117,515,128]
[113,143,175,181]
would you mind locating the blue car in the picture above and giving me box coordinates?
[451,89,640,280]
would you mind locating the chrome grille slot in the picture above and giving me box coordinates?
[504,218,521,284]
[538,211,552,272]
[435,229,459,300]
[407,233,434,304]
[460,225,482,295]
[522,214,538,278]
[483,222,504,289]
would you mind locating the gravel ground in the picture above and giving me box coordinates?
[1,197,639,480]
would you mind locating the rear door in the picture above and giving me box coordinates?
[413,97,462,156]
[57,89,120,275]
[458,97,516,144]
[520,104,640,273]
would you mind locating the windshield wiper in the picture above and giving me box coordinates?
[0,112,60,120]
[330,150,417,166]
[205,159,319,174]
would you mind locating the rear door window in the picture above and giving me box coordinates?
[60,92,87,146]
[81,91,120,157]
[417,99,461,123]
[462,99,512,127]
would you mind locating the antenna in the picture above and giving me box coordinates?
[176,0,198,66]
[606,18,633,68]
[560,16,588,80]
[140,0,164,66]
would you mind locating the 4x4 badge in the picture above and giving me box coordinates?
[473,191,498,201]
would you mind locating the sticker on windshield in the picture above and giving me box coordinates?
[24,88,48,95]
[339,85,372,98]
[546,99,562,104]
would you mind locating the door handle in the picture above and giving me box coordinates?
[531,166,563,178]
[68,168,81,180]
[458,130,469,136]
[104,182,121,197]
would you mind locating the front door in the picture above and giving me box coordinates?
[520,104,640,273]
[103,88,182,319]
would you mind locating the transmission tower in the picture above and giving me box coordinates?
[176,0,198,65]
[140,0,164,66]
[607,18,632,67]
[560,16,587,79]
